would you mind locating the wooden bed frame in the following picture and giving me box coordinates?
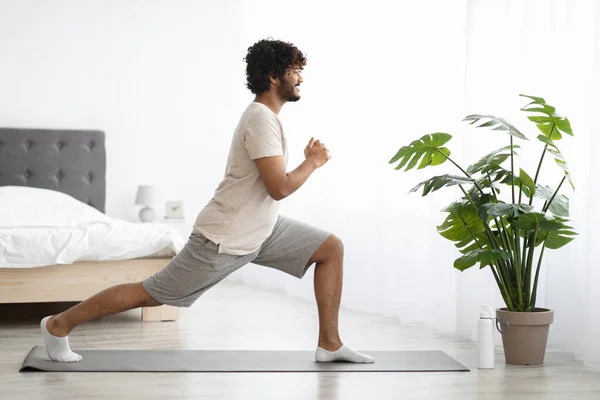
[0,128,178,322]
[0,259,179,322]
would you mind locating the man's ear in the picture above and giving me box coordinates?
[269,75,279,85]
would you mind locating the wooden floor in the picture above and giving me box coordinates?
[1,280,599,400]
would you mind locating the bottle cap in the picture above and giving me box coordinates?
[480,304,494,318]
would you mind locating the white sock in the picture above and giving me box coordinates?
[315,344,374,363]
[40,316,82,363]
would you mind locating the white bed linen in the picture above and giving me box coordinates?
[0,186,185,268]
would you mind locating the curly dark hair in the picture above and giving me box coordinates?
[244,38,307,94]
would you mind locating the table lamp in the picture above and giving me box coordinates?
[135,185,156,222]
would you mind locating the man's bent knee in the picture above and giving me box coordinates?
[333,235,344,258]
[137,282,163,307]
[310,234,344,264]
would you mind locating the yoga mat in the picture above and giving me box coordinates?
[20,345,469,372]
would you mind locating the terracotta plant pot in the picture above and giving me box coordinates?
[495,307,554,365]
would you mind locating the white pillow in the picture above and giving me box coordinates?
[0,186,110,228]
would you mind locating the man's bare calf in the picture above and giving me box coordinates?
[41,282,161,362]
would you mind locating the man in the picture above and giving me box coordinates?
[41,38,374,364]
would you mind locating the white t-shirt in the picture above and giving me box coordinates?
[193,102,289,255]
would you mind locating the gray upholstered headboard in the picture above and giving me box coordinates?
[0,128,106,213]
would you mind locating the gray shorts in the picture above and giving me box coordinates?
[142,215,331,307]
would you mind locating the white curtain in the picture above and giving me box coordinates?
[229,0,600,369]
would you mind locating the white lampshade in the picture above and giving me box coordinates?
[135,185,156,206]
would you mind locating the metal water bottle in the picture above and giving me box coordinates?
[477,305,495,369]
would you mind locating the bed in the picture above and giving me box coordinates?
[0,128,181,322]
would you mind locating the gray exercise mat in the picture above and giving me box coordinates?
[20,345,469,372]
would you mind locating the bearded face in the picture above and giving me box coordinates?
[277,67,303,102]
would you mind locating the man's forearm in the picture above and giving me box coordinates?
[278,159,318,199]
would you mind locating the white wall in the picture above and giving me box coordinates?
[0,0,250,220]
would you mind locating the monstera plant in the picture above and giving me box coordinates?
[389,94,577,365]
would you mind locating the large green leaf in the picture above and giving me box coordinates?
[437,200,489,253]
[478,203,534,222]
[468,177,500,199]
[462,114,528,140]
[454,249,512,271]
[503,171,535,197]
[466,165,511,201]
[466,145,520,175]
[481,164,509,178]
[535,217,577,249]
[389,133,452,171]
[409,174,475,196]
[518,168,536,197]
[473,165,536,198]
[535,185,569,217]
[514,212,564,231]
[454,236,489,255]
[520,94,573,140]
